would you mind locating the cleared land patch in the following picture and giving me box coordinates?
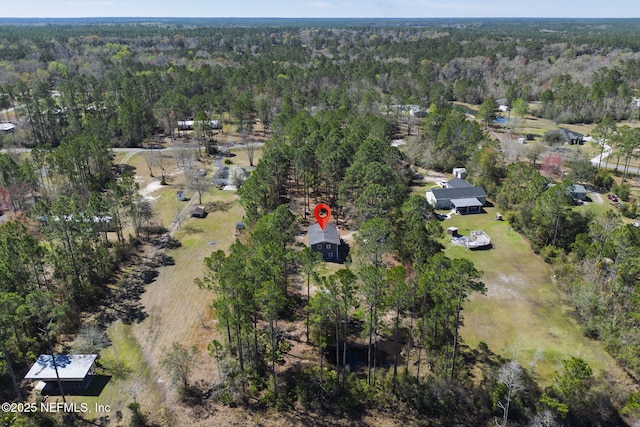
[441,205,623,384]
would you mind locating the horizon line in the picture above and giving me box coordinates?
[2,16,640,20]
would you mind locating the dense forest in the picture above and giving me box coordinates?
[0,18,640,426]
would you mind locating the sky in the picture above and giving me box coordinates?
[3,0,640,19]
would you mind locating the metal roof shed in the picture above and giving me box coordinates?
[25,354,97,390]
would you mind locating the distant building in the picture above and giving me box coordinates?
[177,120,222,131]
[0,122,16,132]
[544,129,584,145]
[25,354,97,391]
[308,223,340,262]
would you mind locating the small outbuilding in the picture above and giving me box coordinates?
[191,205,207,218]
[0,122,16,132]
[176,191,187,201]
[25,354,97,391]
[447,226,458,236]
[452,168,468,179]
[308,223,340,262]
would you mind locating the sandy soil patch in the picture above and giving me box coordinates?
[138,177,164,200]
[484,274,525,300]
[590,191,604,204]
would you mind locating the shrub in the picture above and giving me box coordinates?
[612,182,630,201]
[540,245,563,264]
[128,402,148,427]
[620,201,638,219]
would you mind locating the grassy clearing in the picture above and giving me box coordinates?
[88,149,246,420]
[83,189,244,422]
[65,322,164,425]
[127,189,245,401]
[440,205,620,385]
[228,146,264,168]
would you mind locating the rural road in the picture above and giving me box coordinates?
[589,139,612,167]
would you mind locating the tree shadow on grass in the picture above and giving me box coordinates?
[205,200,234,212]
[182,224,204,234]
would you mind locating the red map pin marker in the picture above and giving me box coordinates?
[314,203,332,230]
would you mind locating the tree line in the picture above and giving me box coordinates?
[0,131,155,409]
[4,19,640,150]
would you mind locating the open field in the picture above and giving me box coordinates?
[90,189,245,425]
[61,143,265,425]
[78,148,248,424]
[441,205,625,385]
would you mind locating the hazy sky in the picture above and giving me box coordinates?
[4,0,640,19]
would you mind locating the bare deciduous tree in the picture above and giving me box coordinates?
[143,152,155,177]
[73,324,110,353]
[186,171,209,204]
[175,144,196,172]
[242,131,258,167]
[529,349,544,375]
[496,360,525,427]
[229,166,247,188]
[528,409,557,427]
[526,141,546,168]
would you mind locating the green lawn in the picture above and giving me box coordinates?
[441,205,620,384]
[64,322,164,425]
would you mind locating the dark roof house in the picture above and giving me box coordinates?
[544,129,584,145]
[445,178,473,189]
[427,180,487,214]
[308,223,340,262]
[211,167,250,187]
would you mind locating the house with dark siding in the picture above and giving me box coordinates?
[308,223,340,261]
